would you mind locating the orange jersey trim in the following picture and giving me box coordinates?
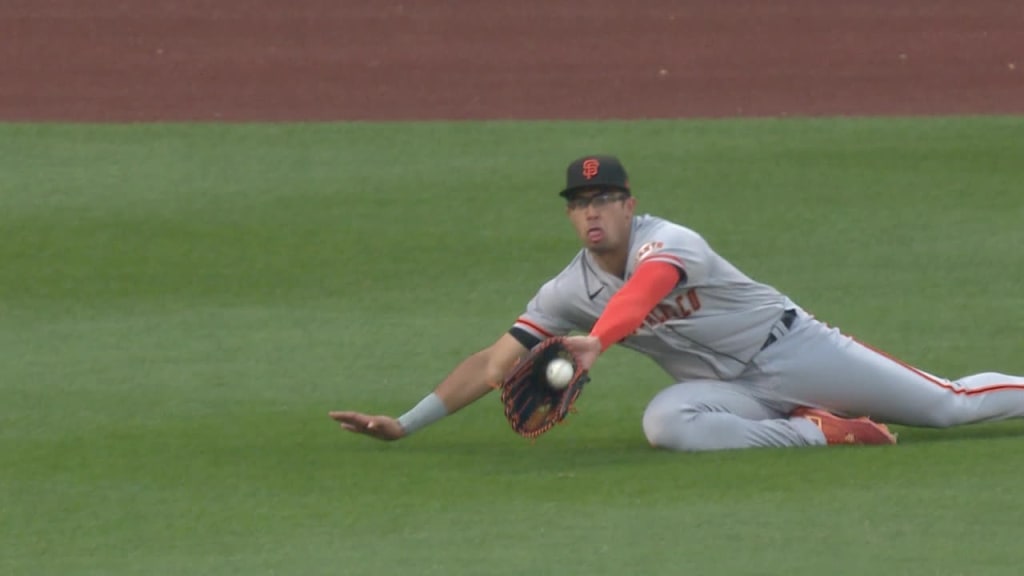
[515,317,555,339]
[856,338,1024,395]
[642,253,686,269]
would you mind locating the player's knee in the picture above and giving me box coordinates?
[642,402,704,451]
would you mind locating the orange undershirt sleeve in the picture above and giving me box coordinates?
[589,261,682,351]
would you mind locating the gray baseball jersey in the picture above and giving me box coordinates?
[507,213,1024,451]
[512,214,788,381]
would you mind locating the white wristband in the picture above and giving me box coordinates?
[397,393,449,435]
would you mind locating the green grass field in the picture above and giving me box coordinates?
[2,117,1023,575]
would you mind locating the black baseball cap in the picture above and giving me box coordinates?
[559,155,630,198]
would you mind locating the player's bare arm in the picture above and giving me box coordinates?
[329,332,527,440]
[434,332,527,408]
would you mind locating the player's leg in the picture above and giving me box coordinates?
[755,311,1024,427]
[641,380,827,451]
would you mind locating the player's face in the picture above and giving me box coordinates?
[565,188,636,253]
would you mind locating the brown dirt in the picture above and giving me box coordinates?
[1,0,1022,121]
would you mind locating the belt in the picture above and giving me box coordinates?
[761,308,797,350]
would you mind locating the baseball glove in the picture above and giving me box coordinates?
[499,337,590,439]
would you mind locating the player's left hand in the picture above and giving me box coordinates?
[329,411,406,441]
[562,335,602,372]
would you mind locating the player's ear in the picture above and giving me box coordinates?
[624,196,637,213]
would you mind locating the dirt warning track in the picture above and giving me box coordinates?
[1,0,1022,121]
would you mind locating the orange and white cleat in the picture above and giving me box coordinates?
[792,407,898,446]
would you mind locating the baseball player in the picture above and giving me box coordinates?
[331,155,1024,451]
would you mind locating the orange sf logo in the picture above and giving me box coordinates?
[637,241,664,261]
[582,158,600,180]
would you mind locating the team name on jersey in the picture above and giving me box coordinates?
[643,288,702,327]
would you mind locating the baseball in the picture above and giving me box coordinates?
[545,358,574,389]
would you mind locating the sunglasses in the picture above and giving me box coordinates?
[566,190,630,211]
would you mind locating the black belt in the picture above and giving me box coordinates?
[761,308,797,350]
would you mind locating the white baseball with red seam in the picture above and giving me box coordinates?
[545,358,574,390]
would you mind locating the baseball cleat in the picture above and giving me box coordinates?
[792,407,898,446]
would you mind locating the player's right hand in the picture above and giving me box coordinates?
[329,411,406,441]
[562,335,603,371]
